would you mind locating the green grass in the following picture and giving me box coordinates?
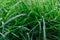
[0,0,60,40]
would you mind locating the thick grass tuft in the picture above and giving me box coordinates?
[0,0,60,40]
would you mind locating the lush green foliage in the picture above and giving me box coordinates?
[0,0,60,40]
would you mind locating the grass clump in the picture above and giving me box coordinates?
[0,0,60,40]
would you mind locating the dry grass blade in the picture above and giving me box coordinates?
[3,14,26,26]
[42,16,46,40]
